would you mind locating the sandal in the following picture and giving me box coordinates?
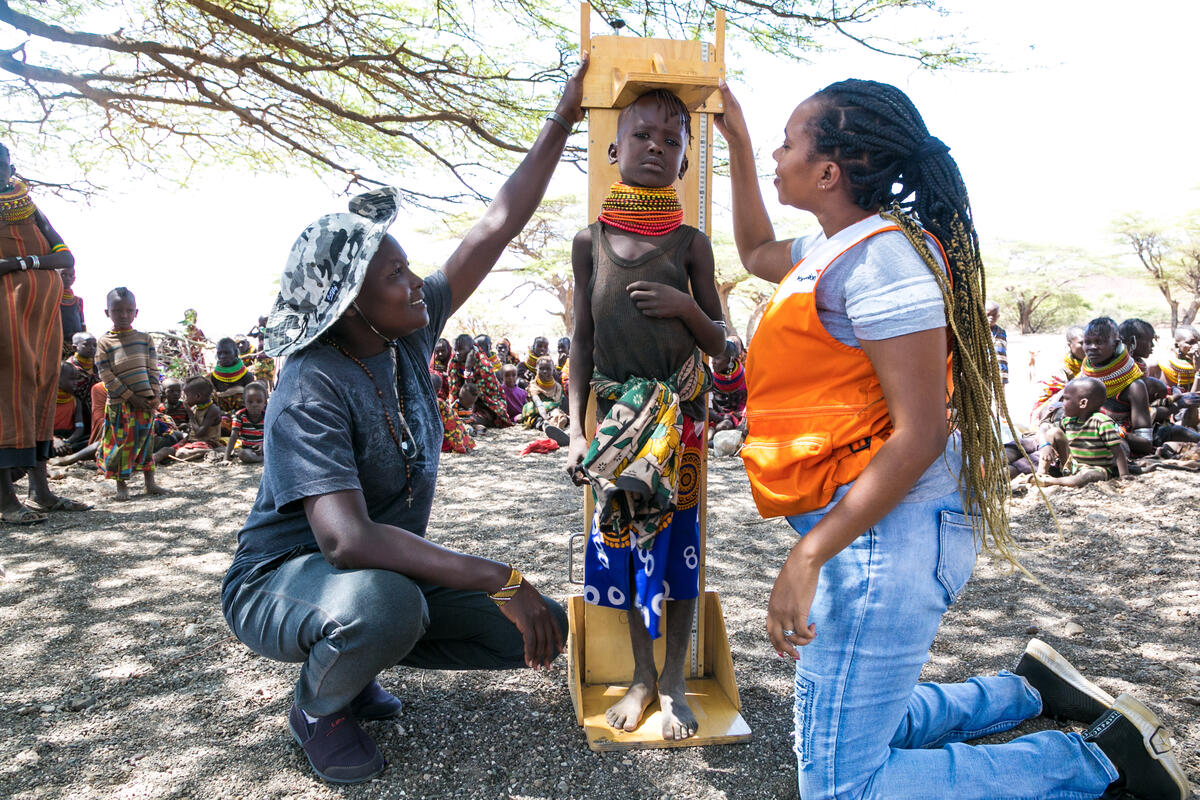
[27,496,92,513]
[1,506,48,525]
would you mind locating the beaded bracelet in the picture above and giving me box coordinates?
[488,565,523,606]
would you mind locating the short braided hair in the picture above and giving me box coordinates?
[809,79,1022,565]
[619,89,692,141]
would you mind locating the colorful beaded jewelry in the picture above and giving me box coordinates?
[598,182,684,237]
[327,338,417,507]
[487,565,523,606]
[0,179,36,223]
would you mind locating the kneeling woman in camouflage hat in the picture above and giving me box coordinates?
[220,60,588,785]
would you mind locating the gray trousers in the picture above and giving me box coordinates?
[223,552,568,716]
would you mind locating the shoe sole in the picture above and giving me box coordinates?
[544,425,570,446]
[1108,693,1190,800]
[1023,638,1116,718]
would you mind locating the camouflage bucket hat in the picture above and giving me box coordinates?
[264,186,401,357]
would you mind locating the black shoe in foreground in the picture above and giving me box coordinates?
[348,679,403,721]
[288,702,385,784]
[1083,693,1189,800]
[1014,638,1115,722]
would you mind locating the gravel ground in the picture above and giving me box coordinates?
[1,427,1197,800]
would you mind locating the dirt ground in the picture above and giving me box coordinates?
[1,421,1197,800]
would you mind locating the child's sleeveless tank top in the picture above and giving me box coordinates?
[588,221,705,418]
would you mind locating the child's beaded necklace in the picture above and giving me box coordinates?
[598,182,684,236]
[326,336,417,507]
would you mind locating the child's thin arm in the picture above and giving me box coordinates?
[686,235,731,357]
[225,420,239,459]
[146,336,160,396]
[1113,443,1131,478]
[442,58,588,314]
[566,229,596,480]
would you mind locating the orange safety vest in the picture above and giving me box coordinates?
[741,215,950,518]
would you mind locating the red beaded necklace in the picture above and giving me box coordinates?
[598,182,684,236]
[326,338,417,507]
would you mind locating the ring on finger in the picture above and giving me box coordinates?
[781,628,798,637]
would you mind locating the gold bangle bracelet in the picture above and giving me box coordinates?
[487,565,523,606]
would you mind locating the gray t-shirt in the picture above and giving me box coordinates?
[221,270,452,604]
[790,226,961,501]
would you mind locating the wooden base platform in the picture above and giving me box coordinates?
[578,678,751,752]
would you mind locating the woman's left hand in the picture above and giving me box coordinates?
[767,547,820,659]
[554,53,590,125]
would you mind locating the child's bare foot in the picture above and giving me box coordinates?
[605,678,656,732]
[657,676,698,740]
[115,480,130,502]
[143,473,167,495]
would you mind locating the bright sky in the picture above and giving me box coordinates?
[29,0,1200,344]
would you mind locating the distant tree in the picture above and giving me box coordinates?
[711,234,772,337]
[1113,213,1200,330]
[1,0,978,197]
[985,242,1099,334]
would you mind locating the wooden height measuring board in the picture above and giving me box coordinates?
[566,2,750,752]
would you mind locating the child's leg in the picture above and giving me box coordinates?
[659,596,699,740]
[115,478,129,501]
[605,598,660,732]
[1039,467,1106,487]
[239,447,263,464]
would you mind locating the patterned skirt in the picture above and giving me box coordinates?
[582,416,703,639]
[0,266,63,467]
[99,402,156,479]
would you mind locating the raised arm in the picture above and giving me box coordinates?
[443,57,588,314]
[304,489,562,668]
[713,82,795,284]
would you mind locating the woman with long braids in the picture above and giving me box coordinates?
[715,81,1188,800]
[221,60,587,784]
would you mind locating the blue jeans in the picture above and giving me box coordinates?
[223,552,568,716]
[786,487,1117,800]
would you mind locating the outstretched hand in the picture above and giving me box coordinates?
[713,81,750,146]
[498,579,565,669]
[554,53,591,126]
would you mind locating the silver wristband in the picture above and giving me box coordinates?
[546,111,573,134]
[29,255,39,269]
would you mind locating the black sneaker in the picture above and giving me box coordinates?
[348,679,403,721]
[1083,693,1189,800]
[1013,638,1115,722]
[288,702,385,784]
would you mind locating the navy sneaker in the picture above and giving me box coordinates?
[1013,638,1115,722]
[543,424,570,446]
[1083,693,1189,800]
[348,679,403,721]
[288,702,385,784]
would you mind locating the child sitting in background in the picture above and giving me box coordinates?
[1158,325,1198,392]
[522,355,569,436]
[1081,316,1153,454]
[52,361,88,455]
[96,287,164,501]
[447,334,511,427]
[1036,377,1129,486]
[452,382,487,438]
[1118,318,1156,375]
[158,377,189,428]
[431,373,475,454]
[69,331,99,438]
[1031,324,1086,424]
[211,337,257,434]
[519,336,550,381]
[175,376,222,461]
[501,364,529,423]
[710,340,746,432]
[223,381,268,464]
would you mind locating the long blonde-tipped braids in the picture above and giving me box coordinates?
[809,79,1032,568]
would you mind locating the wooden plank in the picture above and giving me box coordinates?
[583,603,666,684]
[580,677,751,751]
[580,2,590,57]
[567,595,586,726]
[703,592,742,712]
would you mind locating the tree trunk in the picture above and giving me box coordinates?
[717,282,739,338]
